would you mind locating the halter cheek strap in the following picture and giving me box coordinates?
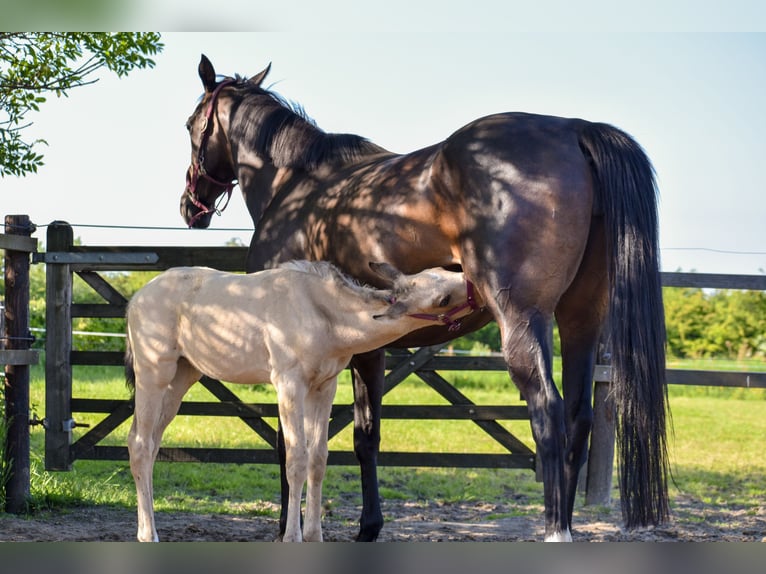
[186,79,238,228]
[407,280,480,332]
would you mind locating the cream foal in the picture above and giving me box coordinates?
[125,260,476,542]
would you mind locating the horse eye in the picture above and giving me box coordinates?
[439,295,451,307]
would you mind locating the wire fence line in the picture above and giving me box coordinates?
[29,327,125,339]
[4,219,766,256]
[3,221,764,346]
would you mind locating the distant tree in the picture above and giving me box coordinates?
[663,286,766,360]
[663,287,714,358]
[708,289,766,360]
[0,32,163,177]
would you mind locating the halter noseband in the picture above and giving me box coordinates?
[407,280,481,332]
[186,79,238,227]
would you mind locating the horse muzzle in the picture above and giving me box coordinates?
[181,189,214,229]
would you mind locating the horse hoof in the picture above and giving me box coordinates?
[544,529,572,542]
[356,511,384,542]
[355,528,381,542]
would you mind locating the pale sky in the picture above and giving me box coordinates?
[4,31,766,275]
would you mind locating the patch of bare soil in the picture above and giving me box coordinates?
[1,493,764,542]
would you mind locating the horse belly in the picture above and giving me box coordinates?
[322,169,460,278]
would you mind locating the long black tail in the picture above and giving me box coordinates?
[579,122,670,528]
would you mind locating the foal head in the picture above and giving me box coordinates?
[369,262,479,330]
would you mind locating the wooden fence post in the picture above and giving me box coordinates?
[45,221,74,470]
[583,338,616,505]
[3,215,36,513]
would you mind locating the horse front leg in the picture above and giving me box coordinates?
[349,349,385,541]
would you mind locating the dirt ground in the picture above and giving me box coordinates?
[1,492,764,542]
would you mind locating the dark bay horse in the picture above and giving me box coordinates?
[180,54,670,542]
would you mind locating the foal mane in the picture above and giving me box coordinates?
[278,260,387,304]
[228,77,388,170]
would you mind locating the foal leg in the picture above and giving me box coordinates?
[349,349,386,541]
[276,420,292,539]
[302,376,338,542]
[274,374,309,542]
[128,359,198,542]
[128,388,165,543]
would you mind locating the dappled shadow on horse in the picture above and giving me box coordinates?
[125,260,474,542]
[180,54,671,542]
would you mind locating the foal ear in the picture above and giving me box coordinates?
[199,54,218,93]
[248,63,272,87]
[369,262,403,285]
[372,301,408,321]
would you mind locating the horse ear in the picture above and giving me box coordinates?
[248,63,272,87]
[369,262,403,285]
[199,54,217,93]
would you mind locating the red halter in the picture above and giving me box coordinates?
[186,79,238,227]
[407,280,481,332]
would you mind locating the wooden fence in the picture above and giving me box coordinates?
[3,217,766,512]
[37,222,537,473]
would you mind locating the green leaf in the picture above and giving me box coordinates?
[0,33,164,178]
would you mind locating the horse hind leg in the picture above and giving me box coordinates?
[556,306,603,530]
[555,219,609,530]
[128,358,199,542]
[496,306,571,542]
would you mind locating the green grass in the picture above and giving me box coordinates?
[16,358,766,521]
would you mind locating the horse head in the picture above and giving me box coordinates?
[181,54,272,228]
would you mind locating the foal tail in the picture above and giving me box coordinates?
[125,335,136,394]
[578,122,670,529]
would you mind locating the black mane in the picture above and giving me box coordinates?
[228,79,388,170]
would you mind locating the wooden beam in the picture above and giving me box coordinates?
[0,233,37,253]
[661,272,766,291]
[0,349,39,365]
[76,445,536,469]
[44,221,74,471]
